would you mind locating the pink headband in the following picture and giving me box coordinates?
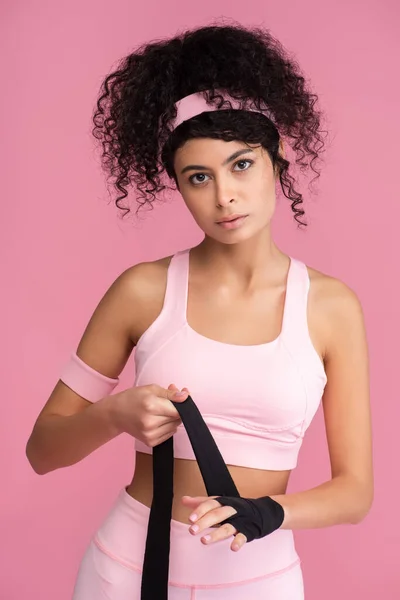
[170,89,274,132]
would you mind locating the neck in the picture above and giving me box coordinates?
[193,231,288,286]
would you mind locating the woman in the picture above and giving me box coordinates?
[26,23,373,599]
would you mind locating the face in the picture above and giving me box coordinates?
[173,138,278,244]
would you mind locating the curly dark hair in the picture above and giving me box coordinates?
[91,21,327,227]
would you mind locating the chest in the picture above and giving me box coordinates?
[135,331,309,432]
[185,280,324,363]
[187,284,286,346]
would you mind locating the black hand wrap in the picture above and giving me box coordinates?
[141,395,284,599]
[216,495,285,542]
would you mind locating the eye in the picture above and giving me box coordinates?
[233,159,254,171]
[188,159,254,186]
[189,172,210,185]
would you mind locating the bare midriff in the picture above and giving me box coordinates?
[126,451,291,524]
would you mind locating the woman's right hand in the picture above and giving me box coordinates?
[109,383,189,447]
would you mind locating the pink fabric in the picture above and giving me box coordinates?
[59,351,119,402]
[170,90,274,131]
[72,488,304,599]
[134,247,327,470]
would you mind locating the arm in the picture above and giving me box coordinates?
[26,265,140,474]
[27,259,188,475]
[270,281,373,528]
[181,278,373,550]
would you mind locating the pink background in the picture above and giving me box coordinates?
[2,1,399,598]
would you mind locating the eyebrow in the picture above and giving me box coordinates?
[180,148,255,175]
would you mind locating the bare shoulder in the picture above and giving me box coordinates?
[119,254,172,297]
[307,263,363,308]
[305,262,367,359]
[117,253,174,345]
[33,254,174,420]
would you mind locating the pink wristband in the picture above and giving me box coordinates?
[59,352,120,402]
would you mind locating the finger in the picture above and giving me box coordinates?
[146,420,182,447]
[231,532,248,552]
[200,522,237,545]
[148,390,186,418]
[143,413,182,432]
[189,505,237,534]
[168,384,191,396]
[181,496,218,518]
[181,495,209,507]
[153,431,176,446]
[152,384,189,405]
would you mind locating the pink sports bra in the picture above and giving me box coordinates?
[134,247,327,471]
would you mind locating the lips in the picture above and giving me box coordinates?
[216,214,247,224]
[216,215,248,230]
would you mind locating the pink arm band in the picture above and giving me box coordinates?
[59,352,120,402]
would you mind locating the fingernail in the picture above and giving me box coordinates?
[173,391,186,398]
[190,525,199,533]
[202,535,211,543]
[189,513,198,522]
[232,544,239,551]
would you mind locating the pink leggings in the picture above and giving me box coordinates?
[72,488,304,599]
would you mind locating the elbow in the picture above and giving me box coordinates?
[29,461,51,476]
[29,464,49,476]
[349,506,370,525]
[349,483,374,525]
[25,439,52,476]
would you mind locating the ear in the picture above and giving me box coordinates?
[279,138,285,159]
[274,138,285,179]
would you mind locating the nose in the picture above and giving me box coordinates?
[214,179,236,208]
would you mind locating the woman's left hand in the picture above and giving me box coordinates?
[181,495,248,551]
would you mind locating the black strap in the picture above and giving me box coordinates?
[140,395,239,599]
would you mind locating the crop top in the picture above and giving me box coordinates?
[134,247,327,470]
